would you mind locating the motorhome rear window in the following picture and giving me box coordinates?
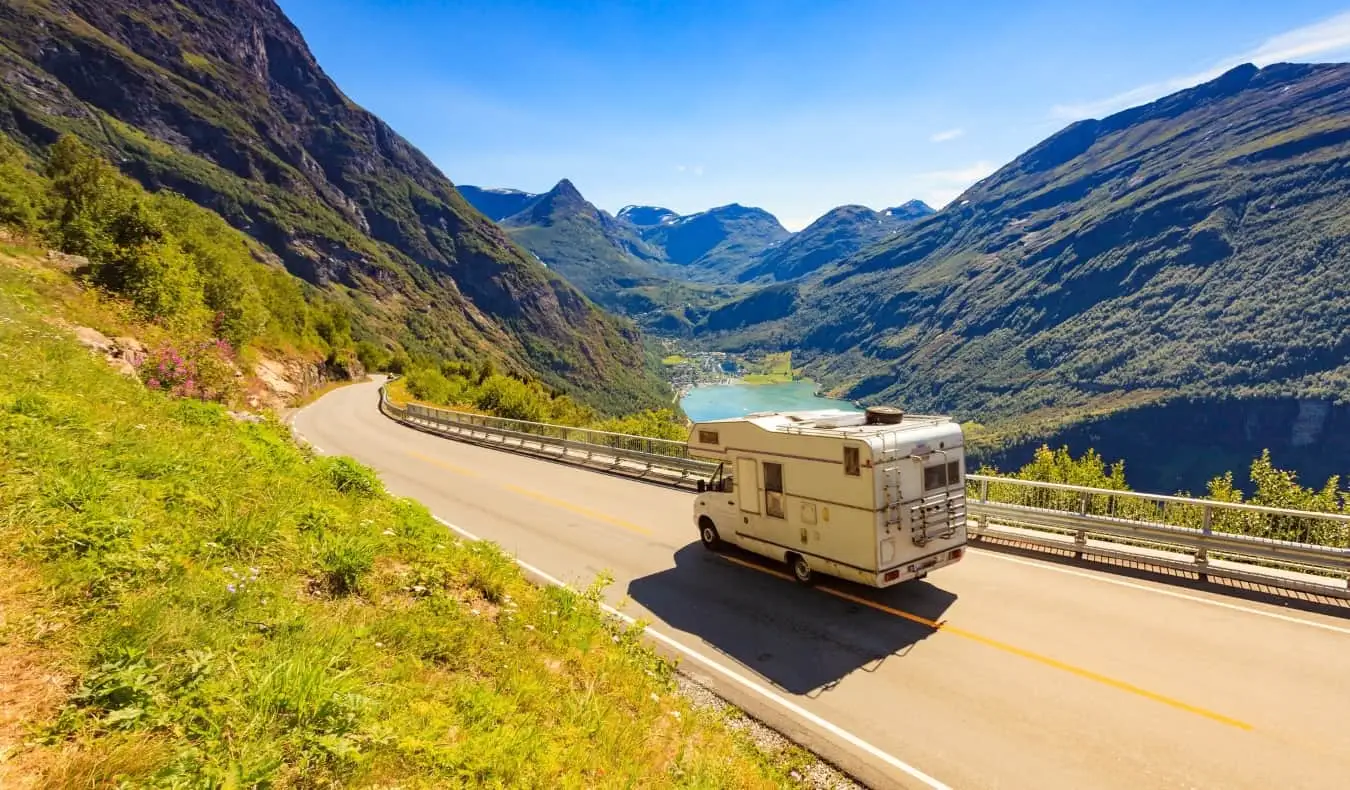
[698,430,719,444]
[843,446,860,476]
[923,460,962,491]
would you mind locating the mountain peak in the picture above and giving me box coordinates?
[883,200,936,221]
[617,205,679,227]
[550,178,583,199]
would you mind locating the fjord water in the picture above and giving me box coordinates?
[679,380,860,422]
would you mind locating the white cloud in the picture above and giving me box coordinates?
[674,164,687,172]
[929,127,965,143]
[1052,11,1350,121]
[692,164,705,176]
[674,164,705,176]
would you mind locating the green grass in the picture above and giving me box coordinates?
[661,354,689,366]
[741,352,797,384]
[0,259,801,787]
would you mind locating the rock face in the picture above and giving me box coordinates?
[0,0,669,414]
[72,326,143,378]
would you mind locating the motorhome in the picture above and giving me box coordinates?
[689,405,967,587]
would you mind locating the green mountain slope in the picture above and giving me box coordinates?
[0,0,669,413]
[716,62,1350,428]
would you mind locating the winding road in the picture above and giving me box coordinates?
[294,379,1350,790]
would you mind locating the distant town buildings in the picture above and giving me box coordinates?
[661,345,738,396]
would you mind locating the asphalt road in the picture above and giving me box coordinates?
[294,380,1350,790]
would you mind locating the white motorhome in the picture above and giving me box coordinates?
[689,406,967,587]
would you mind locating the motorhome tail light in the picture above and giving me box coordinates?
[883,570,900,582]
[949,549,963,561]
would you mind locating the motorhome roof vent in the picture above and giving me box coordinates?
[864,406,904,425]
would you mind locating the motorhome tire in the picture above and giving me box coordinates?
[698,518,721,550]
[788,553,814,585]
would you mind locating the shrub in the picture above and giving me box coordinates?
[317,532,376,596]
[320,456,383,498]
[138,339,239,403]
[404,366,452,404]
[354,340,390,373]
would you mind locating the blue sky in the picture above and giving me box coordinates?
[277,0,1350,230]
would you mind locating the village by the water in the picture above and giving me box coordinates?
[659,342,862,422]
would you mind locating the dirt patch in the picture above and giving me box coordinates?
[0,565,73,789]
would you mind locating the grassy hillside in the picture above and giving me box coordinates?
[0,0,670,414]
[0,251,811,788]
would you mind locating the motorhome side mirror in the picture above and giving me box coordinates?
[697,480,706,493]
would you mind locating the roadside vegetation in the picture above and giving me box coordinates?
[389,366,690,441]
[0,254,807,787]
[0,133,355,370]
[977,445,1350,546]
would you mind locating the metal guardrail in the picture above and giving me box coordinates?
[964,475,1350,598]
[377,381,1350,598]
[378,384,718,488]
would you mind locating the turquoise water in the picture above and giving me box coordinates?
[679,380,860,422]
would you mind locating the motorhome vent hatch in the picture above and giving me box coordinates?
[864,406,904,425]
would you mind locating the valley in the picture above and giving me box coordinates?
[2,1,1350,786]
[458,63,1350,495]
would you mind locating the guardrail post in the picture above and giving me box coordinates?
[1074,491,1089,559]
[1197,505,1212,582]
[979,478,989,504]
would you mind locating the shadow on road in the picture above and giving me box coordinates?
[626,542,957,696]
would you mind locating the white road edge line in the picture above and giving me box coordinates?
[977,550,1350,636]
[432,515,949,790]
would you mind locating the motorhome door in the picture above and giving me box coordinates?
[736,457,760,514]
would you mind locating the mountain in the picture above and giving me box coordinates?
[636,204,792,281]
[883,200,936,221]
[460,179,668,312]
[455,185,539,222]
[617,205,679,227]
[736,203,930,283]
[0,0,669,413]
[708,62,1350,485]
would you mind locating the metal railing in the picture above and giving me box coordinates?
[377,382,1350,598]
[964,475,1350,597]
[379,384,718,488]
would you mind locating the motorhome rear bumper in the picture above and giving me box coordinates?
[875,544,967,587]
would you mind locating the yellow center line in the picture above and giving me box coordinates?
[718,554,1254,732]
[407,450,482,479]
[408,450,653,536]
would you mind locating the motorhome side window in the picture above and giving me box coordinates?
[763,461,785,518]
[923,459,963,491]
[843,446,860,476]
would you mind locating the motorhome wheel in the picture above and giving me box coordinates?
[698,518,721,549]
[789,554,814,585]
